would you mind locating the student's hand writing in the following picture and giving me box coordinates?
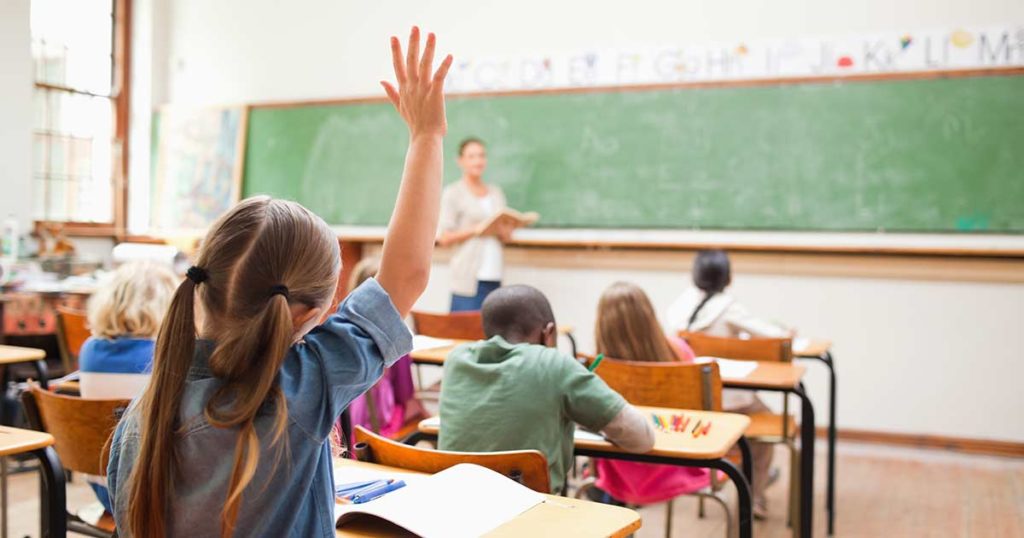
[381,27,453,138]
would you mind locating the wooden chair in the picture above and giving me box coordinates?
[409,311,486,395]
[410,311,486,340]
[590,357,735,538]
[353,425,551,494]
[55,307,90,373]
[680,331,799,526]
[21,386,129,537]
[679,331,792,363]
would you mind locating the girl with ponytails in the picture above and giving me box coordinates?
[107,28,452,537]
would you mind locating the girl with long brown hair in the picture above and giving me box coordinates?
[106,28,453,538]
[591,282,713,506]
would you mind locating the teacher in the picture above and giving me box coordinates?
[437,137,512,311]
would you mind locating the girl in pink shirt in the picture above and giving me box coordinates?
[592,281,710,505]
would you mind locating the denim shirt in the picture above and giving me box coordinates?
[107,279,412,537]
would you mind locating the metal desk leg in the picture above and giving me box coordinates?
[34,446,66,538]
[710,457,752,538]
[1,456,7,538]
[32,359,50,390]
[794,382,815,538]
[817,352,837,535]
[340,409,353,458]
[737,435,754,487]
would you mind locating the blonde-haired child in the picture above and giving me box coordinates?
[107,28,452,538]
[80,260,178,399]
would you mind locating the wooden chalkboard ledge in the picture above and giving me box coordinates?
[331,226,1024,258]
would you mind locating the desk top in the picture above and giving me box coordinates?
[794,339,832,358]
[723,361,807,390]
[410,340,469,366]
[0,426,54,457]
[0,344,47,365]
[333,459,641,538]
[419,405,748,461]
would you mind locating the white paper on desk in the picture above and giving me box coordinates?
[573,429,607,442]
[694,357,758,379]
[419,416,441,429]
[792,338,810,353]
[335,463,544,538]
[412,335,455,352]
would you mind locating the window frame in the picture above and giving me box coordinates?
[32,0,131,239]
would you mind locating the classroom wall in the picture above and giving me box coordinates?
[139,0,1024,443]
[0,0,34,231]
[405,252,1024,444]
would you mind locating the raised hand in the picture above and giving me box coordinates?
[381,27,453,138]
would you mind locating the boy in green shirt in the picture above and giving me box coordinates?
[439,285,655,491]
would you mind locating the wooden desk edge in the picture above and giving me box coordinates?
[0,427,55,457]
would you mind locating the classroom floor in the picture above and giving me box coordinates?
[4,441,1022,538]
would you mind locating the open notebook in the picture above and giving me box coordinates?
[335,463,544,538]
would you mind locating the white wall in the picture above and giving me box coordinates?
[148,0,1024,442]
[159,0,1024,104]
[0,0,34,232]
[404,256,1024,443]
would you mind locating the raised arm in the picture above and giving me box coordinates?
[375,27,453,316]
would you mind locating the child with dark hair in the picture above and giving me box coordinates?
[665,249,790,518]
[667,249,790,338]
[439,284,654,492]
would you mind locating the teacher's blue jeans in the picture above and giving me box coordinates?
[451,280,501,312]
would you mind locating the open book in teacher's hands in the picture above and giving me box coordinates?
[335,463,544,538]
[475,208,539,237]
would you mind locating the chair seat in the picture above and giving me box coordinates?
[745,412,798,441]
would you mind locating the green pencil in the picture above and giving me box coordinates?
[589,353,605,372]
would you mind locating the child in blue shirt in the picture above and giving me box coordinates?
[107,28,453,538]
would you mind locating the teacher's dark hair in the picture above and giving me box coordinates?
[458,137,485,156]
[481,285,556,343]
[687,249,731,329]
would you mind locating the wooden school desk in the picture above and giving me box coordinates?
[333,459,641,538]
[0,426,65,538]
[412,407,756,538]
[794,339,838,536]
[721,360,815,538]
[0,345,50,398]
[409,340,466,366]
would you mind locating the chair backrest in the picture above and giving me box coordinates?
[411,311,486,340]
[594,358,723,411]
[679,331,793,362]
[20,386,130,476]
[353,425,551,494]
[55,307,90,371]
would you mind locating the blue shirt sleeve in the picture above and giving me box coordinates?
[278,278,413,440]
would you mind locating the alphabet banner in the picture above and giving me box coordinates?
[445,25,1024,93]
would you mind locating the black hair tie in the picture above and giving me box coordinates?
[270,285,290,299]
[186,266,209,284]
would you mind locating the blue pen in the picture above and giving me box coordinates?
[351,479,407,504]
[335,479,384,496]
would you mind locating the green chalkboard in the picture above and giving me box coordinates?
[242,75,1024,233]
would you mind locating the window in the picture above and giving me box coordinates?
[30,0,129,234]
